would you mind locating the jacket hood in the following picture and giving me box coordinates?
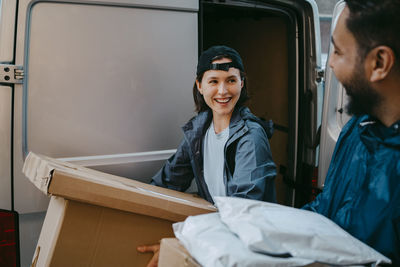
[235,107,274,139]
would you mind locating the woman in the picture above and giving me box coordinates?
[151,45,276,203]
[138,45,277,265]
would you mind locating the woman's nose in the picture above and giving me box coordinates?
[217,82,228,94]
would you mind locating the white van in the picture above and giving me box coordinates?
[0,0,347,266]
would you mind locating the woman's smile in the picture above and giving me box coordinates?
[214,97,232,104]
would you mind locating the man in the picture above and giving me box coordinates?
[303,0,400,264]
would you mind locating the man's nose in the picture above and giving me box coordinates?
[328,55,335,69]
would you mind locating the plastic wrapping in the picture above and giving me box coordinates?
[215,197,391,266]
[173,213,314,267]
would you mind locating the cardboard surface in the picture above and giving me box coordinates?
[23,152,216,221]
[159,238,200,267]
[49,169,213,222]
[32,197,175,267]
[59,199,173,266]
[23,153,216,267]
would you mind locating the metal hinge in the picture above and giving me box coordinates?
[316,68,325,83]
[0,64,24,84]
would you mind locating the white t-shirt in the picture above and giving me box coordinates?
[203,121,229,201]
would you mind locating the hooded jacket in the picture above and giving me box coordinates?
[152,106,277,203]
[303,115,400,263]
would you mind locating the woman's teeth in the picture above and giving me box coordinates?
[215,98,231,103]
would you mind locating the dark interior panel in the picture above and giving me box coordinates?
[202,3,294,204]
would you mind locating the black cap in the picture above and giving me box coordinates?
[196,45,245,76]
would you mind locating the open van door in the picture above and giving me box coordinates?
[7,0,198,265]
[318,1,348,188]
[198,0,323,208]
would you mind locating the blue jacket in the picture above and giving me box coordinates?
[152,106,277,203]
[303,115,400,263]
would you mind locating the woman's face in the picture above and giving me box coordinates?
[196,58,243,121]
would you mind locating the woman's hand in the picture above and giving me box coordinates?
[137,244,161,267]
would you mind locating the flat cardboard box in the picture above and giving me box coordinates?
[23,152,216,267]
[158,238,200,267]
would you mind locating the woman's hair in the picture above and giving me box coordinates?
[192,55,250,113]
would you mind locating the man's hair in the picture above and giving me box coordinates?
[193,55,249,113]
[344,0,400,71]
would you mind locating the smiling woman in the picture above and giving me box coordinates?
[138,45,277,267]
[151,45,277,204]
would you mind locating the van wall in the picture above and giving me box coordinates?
[203,5,290,204]
[13,2,199,266]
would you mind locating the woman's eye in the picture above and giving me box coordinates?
[228,79,237,83]
[209,80,218,84]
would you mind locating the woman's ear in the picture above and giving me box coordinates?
[241,78,244,89]
[367,46,395,83]
[196,80,203,94]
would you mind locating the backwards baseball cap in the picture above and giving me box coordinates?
[196,45,245,76]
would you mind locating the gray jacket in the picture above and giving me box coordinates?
[151,106,277,203]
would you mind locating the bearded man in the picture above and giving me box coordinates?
[303,0,400,264]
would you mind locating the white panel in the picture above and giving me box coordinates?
[58,149,176,166]
[25,3,197,157]
[14,1,198,213]
[318,1,346,188]
[0,85,11,210]
[0,0,16,62]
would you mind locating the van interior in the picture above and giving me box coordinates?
[92,1,316,207]
[202,2,295,205]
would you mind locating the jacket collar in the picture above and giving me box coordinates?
[358,115,400,150]
[181,106,249,152]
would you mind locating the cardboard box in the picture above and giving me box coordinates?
[158,238,200,267]
[23,152,216,267]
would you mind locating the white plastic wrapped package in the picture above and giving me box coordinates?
[173,213,314,267]
[215,197,391,266]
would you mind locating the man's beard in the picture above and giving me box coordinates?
[342,66,382,116]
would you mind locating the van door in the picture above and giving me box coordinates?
[0,1,19,266]
[199,0,322,207]
[318,1,347,188]
[11,0,198,265]
[0,0,17,213]
[4,0,323,265]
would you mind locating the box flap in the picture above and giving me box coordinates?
[22,152,77,194]
[23,152,216,222]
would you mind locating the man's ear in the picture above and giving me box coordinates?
[196,80,203,94]
[367,46,395,82]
